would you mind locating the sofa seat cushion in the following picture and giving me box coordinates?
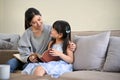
[73,31,110,70]
[60,71,120,80]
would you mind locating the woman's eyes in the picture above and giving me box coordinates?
[38,18,40,21]
[32,22,35,24]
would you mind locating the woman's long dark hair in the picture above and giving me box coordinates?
[25,8,41,30]
[50,20,71,54]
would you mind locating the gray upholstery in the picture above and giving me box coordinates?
[73,31,110,70]
[60,71,120,80]
[103,37,120,72]
[0,30,120,80]
[0,33,20,50]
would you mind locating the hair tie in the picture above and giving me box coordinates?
[66,26,70,33]
[66,30,70,33]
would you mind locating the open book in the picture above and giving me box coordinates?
[36,49,60,62]
[13,49,60,63]
[13,53,24,63]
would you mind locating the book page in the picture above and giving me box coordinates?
[13,54,24,63]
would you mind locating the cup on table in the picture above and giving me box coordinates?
[0,64,10,80]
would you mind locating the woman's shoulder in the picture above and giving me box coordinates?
[43,24,52,30]
[43,24,51,27]
[21,27,32,37]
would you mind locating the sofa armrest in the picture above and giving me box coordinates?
[0,50,19,64]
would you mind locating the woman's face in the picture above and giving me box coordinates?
[30,15,43,30]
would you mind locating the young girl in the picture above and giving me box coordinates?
[22,20,74,78]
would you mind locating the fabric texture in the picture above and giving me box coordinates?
[60,71,120,80]
[103,37,120,72]
[0,39,13,49]
[0,33,20,50]
[73,31,110,70]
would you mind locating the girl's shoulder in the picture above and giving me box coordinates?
[48,41,53,48]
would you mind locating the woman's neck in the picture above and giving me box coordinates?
[32,27,43,37]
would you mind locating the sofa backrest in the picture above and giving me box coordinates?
[71,30,120,40]
[71,30,120,72]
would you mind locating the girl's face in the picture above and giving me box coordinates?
[30,15,43,30]
[50,28,62,39]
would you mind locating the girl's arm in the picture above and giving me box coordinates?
[50,46,74,64]
[59,47,73,64]
[47,41,53,49]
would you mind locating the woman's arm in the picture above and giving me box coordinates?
[18,30,33,63]
[68,41,76,52]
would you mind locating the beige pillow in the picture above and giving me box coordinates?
[103,37,120,72]
[73,31,110,70]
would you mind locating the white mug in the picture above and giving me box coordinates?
[0,64,10,80]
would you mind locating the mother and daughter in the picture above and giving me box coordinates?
[7,7,76,78]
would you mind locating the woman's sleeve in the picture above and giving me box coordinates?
[18,30,33,63]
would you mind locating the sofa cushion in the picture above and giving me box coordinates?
[0,39,13,49]
[103,37,120,72]
[73,31,110,70]
[60,71,120,80]
[0,33,20,50]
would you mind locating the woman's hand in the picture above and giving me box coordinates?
[28,53,39,63]
[68,42,76,52]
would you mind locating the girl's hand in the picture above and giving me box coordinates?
[49,49,62,56]
[68,42,76,52]
[29,53,39,63]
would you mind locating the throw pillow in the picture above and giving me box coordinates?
[103,37,120,72]
[0,33,20,50]
[73,31,110,70]
[0,39,13,49]
[0,33,20,44]
[2,38,11,42]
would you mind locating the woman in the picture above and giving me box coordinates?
[7,7,76,73]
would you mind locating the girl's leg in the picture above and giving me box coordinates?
[33,66,46,76]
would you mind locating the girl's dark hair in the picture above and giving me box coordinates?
[50,20,71,54]
[25,8,42,30]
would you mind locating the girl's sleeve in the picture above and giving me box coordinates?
[18,30,33,63]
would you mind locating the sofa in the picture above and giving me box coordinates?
[0,30,120,80]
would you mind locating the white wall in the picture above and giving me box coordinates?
[0,0,4,31]
[0,0,120,35]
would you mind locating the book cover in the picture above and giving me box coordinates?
[37,49,60,62]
